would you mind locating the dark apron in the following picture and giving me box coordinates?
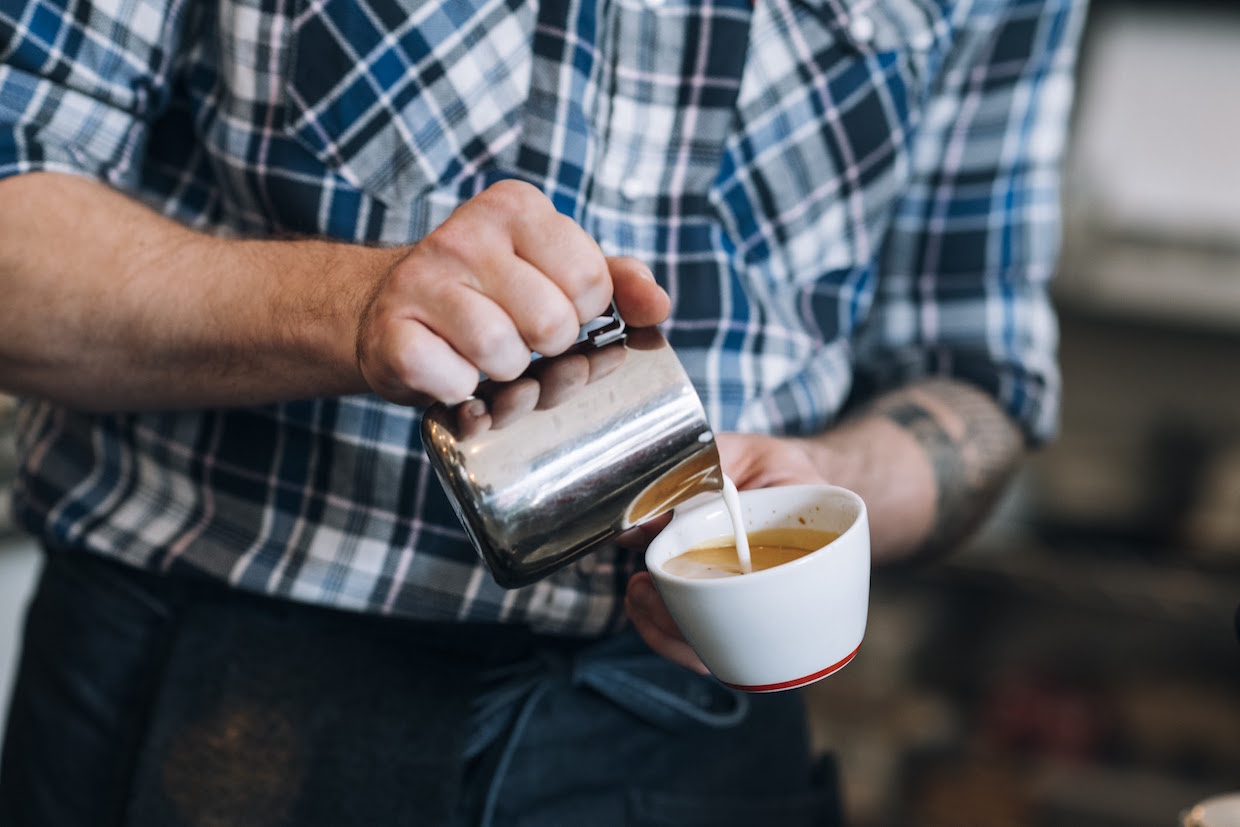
[0,549,842,827]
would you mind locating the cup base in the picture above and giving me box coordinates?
[719,644,861,694]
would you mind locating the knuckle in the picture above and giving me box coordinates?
[548,213,598,260]
[548,210,584,238]
[548,225,608,309]
[389,340,425,387]
[420,221,474,262]
[470,323,512,358]
[465,325,527,378]
[565,280,611,324]
[389,338,435,393]
[526,306,578,354]
[578,279,613,320]
[482,178,544,215]
[582,255,610,291]
[361,321,480,405]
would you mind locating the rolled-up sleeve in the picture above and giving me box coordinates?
[854,0,1089,445]
[0,0,189,186]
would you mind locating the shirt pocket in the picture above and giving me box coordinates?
[816,0,951,96]
[282,0,535,208]
[711,0,949,287]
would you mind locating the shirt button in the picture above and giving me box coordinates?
[620,177,649,201]
[848,14,876,44]
[910,29,935,51]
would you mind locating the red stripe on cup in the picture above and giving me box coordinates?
[721,644,862,693]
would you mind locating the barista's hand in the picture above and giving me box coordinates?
[357,179,668,406]
[625,571,709,675]
[624,432,830,673]
[714,432,830,489]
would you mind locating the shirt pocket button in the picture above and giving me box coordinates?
[621,177,652,201]
[848,14,877,44]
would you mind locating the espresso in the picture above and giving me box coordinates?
[662,527,841,579]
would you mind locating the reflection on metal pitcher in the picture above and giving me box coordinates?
[422,326,720,588]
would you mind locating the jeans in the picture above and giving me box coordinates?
[0,549,842,826]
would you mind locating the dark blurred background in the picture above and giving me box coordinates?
[802,1,1240,823]
[1,1,1238,824]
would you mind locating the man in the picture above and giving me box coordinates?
[0,0,1087,823]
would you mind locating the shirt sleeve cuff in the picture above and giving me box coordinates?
[0,64,149,188]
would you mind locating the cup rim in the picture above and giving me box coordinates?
[645,482,867,587]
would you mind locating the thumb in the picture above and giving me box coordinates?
[713,432,760,487]
[608,257,670,328]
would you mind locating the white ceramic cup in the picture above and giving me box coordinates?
[645,483,870,692]
[1181,793,1240,827]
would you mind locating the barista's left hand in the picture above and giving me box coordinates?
[624,432,829,674]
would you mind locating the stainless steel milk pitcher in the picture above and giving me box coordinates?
[421,320,722,588]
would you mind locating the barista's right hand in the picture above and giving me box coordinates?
[356,179,669,407]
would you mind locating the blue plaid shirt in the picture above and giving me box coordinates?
[1,0,1085,632]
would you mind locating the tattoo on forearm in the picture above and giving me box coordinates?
[873,379,1024,558]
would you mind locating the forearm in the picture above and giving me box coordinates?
[0,172,398,411]
[803,377,1025,564]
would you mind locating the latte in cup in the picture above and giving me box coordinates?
[646,483,870,691]
[662,528,841,579]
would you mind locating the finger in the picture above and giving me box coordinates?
[361,318,479,405]
[628,605,706,675]
[476,180,613,325]
[608,257,670,328]
[419,281,531,383]
[477,254,585,358]
[625,573,709,675]
[414,187,577,367]
[628,572,686,642]
[510,216,611,324]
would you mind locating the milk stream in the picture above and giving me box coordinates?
[721,474,752,574]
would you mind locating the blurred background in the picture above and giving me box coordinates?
[802,1,1240,824]
[1,0,1238,824]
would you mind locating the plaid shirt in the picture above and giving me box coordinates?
[1,0,1085,632]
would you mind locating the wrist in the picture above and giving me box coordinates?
[797,427,866,491]
[808,412,939,563]
[257,239,406,398]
